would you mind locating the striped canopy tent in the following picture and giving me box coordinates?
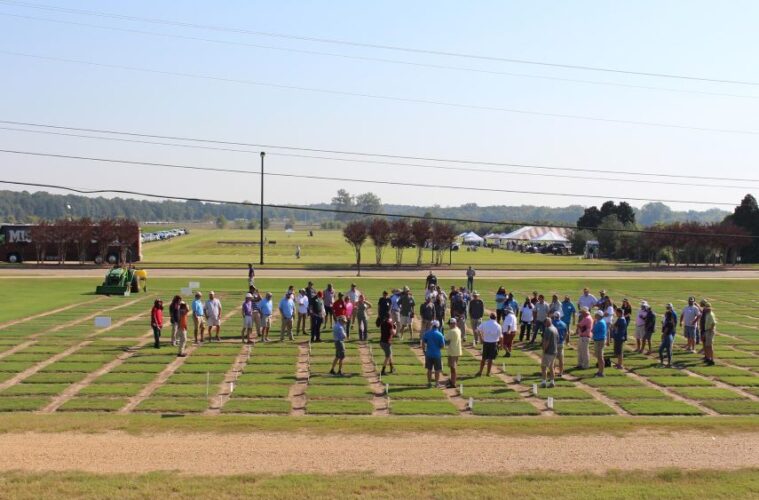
[501,226,572,241]
[530,230,569,243]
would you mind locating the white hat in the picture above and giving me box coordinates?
[594,310,604,317]
[245,293,253,299]
[431,320,440,328]
[640,300,649,307]
[448,318,457,324]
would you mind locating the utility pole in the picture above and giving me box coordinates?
[260,151,265,265]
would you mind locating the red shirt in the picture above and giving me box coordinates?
[151,307,163,328]
[578,315,593,338]
[332,299,347,318]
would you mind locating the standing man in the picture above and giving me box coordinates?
[204,291,222,342]
[310,290,325,343]
[468,291,484,345]
[445,317,462,388]
[259,292,273,342]
[592,310,607,377]
[278,291,296,341]
[531,294,549,344]
[379,315,396,375]
[476,313,502,377]
[323,284,335,331]
[191,291,206,344]
[680,296,702,354]
[422,320,445,388]
[578,288,597,312]
[700,300,717,366]
[377,290,392,323]
[540,317,559,388]
[634,301,649,353]
[389,288,402,328]
[399,286,416,340]
[552,312,568,376]
[560,295,576,343]
[466,265,476,291]
[241,293,254,344]
[576,307,593,370]
[346,283,361,334]
[177,301,189,357]
[329,316,347,376]
[296,289,309,336]
[425,270,437,291]
[247,263,255,288]
[501,306,517,357]
[420,296,436,336]
[451,288,468,342]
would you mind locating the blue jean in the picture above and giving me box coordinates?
[531,321,546,343]
[659,334,674,364]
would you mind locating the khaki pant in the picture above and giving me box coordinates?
[594,340,605,366]
[296,312,307,334]
[193,315,206,339]
[456,316,467,340]
[577,337,590,369]
[280,317,294,340]
[177,328,187,355]
[421,319,432,334]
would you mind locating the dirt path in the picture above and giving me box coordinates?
[358,342,389,416]
[208,343,252,415]
[1,430,756,475]
[288,342,309,416]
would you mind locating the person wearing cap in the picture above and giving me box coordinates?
[468,292,484,345]
[323,284,335,331]
[476,313,502,377]
[422,320,445,387]
[659,303,678,367]
[379,314,396,375]
[611,307,628,369]
[700,300,717,366]
[241,293,255,344]
[204,291,222,342]
[577,288,597,312]
[309,290,325,343]
[190,292,205,344]
[552,311,568,376]
[177,300,189,357]
[329,316,347,376]
[501,306,518,356]
[680,297,702,354]
[560,295,576,339]
[634,301,649,353]
[377,290,392,323]
[597,290,608,307]
[259,292,273,342]
[643,303,657,355]
[540,317,560,388]
[592,310,607,377]
[278,291,296,341]
[444,317,462,388]
[399,287,416,340]
[466,265,476,291]
[295,289,309,336]
[575,306,593,369]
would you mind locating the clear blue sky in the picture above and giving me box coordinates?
[1,0,758,211]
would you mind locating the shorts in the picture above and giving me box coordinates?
[207,316,220,327]
[541,353,556,369]
[400,314,413,326]
[613,338,624,357]
[684,326,697,340]
[643,329,654,341]
[635,325,646,340]
[703,329,715,347]
[325,306,333,315]
[425,356,442,371]
[391,310,401,325]
[482,342,498,361]
[557,342,565,357]
[243,315,253,329]
[193,316,206,330]
[447,356,459,369]
[380,341,392,358]
[470,318,482,331]
[334,341,346,359]
[594,341,605,358]
[261,315,271,328]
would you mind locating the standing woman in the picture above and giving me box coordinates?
[658,303,677,368]
[621,298,632,325]
[151,299,164,348]
[356,295,372,341]
[603,298,615,346]
[495,287,507,323]
[519,297,534,343]
[611,307,628,369]
[323,284,335,331]
[177,301,189,357]
[168,295,181,347]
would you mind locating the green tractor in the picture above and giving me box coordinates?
[95,267,146,296]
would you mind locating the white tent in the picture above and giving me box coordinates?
[530,231,569,243]
[461,231,484,244]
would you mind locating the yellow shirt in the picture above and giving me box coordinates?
[445,327,463,357]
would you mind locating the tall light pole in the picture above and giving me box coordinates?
[260,151,265,265]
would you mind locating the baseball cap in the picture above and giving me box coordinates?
[666,303,673,309]
[245,293,253,299]
[594,310,604,317]
[448,318,457,324]
[552,312,561,319]
[640,300,649,307]
[504,306,513,314]
[431,320,440,328]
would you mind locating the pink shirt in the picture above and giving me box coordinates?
[636,309,647,327]
[578,316,593,338]
[345,301,354,317]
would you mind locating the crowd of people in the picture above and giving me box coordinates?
[148,267,719,389]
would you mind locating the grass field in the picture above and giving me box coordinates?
[139,228,634,269]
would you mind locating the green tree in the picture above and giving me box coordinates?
[216,215,228,229]
[331,189,355,222]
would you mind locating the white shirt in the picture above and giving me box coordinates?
[578,294,597,310]
[603,305,614,324]
[297,295,309,314]
[501,314,517,334]
[478,319,503,343]
[681,305,701,326]
[520,306,534,322]
[347,289,360,303]
[205,298,221,319]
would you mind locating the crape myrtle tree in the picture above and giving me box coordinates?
[367,218,391,266]
[390,218,413,267]
[410,219,432,267]
[430,221,457,265]
[343,220,368,276]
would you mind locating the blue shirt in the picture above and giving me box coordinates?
[554,319,568,343]
[422,329,445,358]
[508,299,519,314]
[612,317,628,341]
[192,299,204,317]
[278,297,295,319]
[561,301,576,324]
[259,298,273,316]
[592,319,607,341]
[495,293,507,310]
[333,323,346,342]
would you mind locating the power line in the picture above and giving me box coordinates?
[0,178,751,239]
[1,125,755,190]
[2,0,758,87]
[5,49,759,137]
[4,119,759,183]
[0,148,742,207]
[4,11,759,101]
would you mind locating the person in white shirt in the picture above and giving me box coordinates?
[680,296,702,353]
[501,307,518,356]
[296,289,310,336]
[476,313,503,376]
[204,291,222,342]
[577,288,598,311]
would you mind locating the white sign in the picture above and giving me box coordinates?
[94,316,112,328]
[181,287,192,296]
[189,282,200,289]
[547,397,555,410]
